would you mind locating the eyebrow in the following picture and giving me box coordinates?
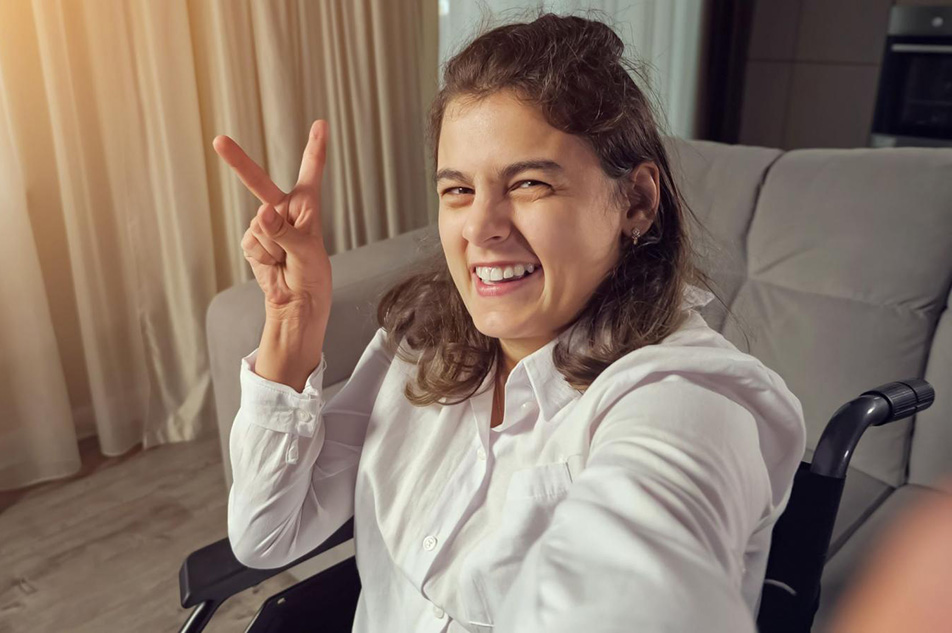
[433,159,565,187]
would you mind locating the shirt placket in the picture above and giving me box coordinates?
[400,427,490,628]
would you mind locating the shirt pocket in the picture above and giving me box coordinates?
[462,461,574,631]
[505,461,574,500]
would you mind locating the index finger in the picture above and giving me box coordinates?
[212,135,285,205]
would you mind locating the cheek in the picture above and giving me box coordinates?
[438,217,462,257]
[438,212,449,244]
[536,220,605,268]
[438,224,469,289]
[439,209,467,238]
[537,224,616,296]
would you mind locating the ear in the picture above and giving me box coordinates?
[624,162,661,225]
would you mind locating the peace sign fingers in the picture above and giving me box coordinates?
[212,135,286,206]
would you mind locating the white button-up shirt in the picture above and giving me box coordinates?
[227,285,806,633]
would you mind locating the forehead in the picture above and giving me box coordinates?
[438,92,588,169]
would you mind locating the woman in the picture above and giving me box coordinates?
[216,12,806,633]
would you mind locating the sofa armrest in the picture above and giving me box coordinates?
[207,222,439,489]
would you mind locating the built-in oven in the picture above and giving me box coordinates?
[870,6,952,148]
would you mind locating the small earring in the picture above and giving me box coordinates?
[630,227,641,245]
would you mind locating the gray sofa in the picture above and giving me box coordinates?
[205,138,952,631]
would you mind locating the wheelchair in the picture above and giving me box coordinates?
[177,378,935,633]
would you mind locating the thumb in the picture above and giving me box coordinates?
[260,205,305,250]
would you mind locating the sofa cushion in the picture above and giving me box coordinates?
[665,137,783,333]
[908,282,952,489]
[720,148,952,488]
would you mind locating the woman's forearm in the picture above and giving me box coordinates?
[254,312,328,393]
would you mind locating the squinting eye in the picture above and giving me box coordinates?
[516,180,548,189]
[442,186,472,196]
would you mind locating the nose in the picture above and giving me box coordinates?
[461,192,512,246]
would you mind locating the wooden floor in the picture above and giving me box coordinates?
[0,433,301,633]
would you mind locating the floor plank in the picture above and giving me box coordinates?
[0,434,301,633]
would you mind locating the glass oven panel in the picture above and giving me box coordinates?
[874,40,952,140]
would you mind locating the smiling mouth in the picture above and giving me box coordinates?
[473,266,542,284]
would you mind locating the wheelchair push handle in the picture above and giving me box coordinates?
[811,378,935,479]
[864,378,935,423]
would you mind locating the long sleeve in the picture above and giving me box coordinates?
[492,377,776,632]
[227,327,392,569]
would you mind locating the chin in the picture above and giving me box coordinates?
[472,315,533,340]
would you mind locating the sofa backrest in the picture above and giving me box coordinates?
[320,222,440,390]
[665,138,952,490]
[307,138,951,491]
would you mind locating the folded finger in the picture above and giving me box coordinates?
[240,236,278,266]
[213,135,285,206]
[250,216,286,263]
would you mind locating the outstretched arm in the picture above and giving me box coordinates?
[494,378,775,632]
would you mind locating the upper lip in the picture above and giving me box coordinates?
[470,260,541,272]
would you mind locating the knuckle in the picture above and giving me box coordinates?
[250,249,274,265]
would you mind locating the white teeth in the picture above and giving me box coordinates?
[476,264,539,283]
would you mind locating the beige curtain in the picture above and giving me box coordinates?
[0,0,439,492]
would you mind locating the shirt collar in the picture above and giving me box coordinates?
[513,324,583,421]
[681,282,716,310]
[477,283,716,422]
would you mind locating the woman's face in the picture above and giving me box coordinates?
[437,90,657,360]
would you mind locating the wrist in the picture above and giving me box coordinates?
[264,297,329,324]
[262,314,325,354]
[257,316,327,391]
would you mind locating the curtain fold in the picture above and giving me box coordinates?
[0,0,438,491]
[0,54,81,486]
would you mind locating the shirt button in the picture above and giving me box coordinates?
[476,448,486,460]
[294,409,310,423]
[521,402,530,409]
[423,535,437,550]
[433,605,445,618]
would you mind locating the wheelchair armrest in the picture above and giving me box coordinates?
[179,516,355,609]
[812,378,934,479]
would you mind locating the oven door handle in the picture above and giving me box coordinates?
[890,43,952,54]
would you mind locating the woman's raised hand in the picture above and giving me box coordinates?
[213,120,332,322]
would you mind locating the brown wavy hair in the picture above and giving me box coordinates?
[376,8,738,406]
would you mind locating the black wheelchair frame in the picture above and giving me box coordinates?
[177,378,935,633]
